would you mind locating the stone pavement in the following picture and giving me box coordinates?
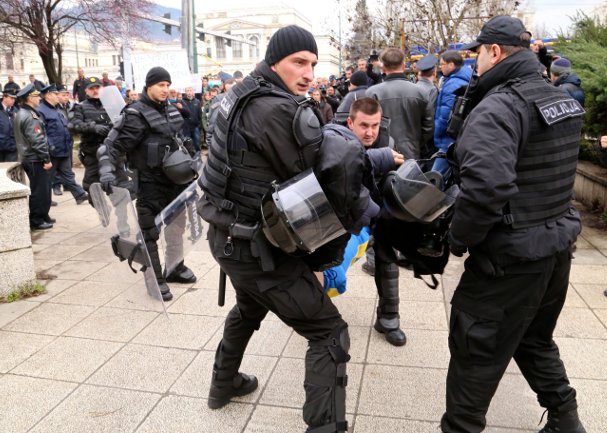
[1,168,606,433]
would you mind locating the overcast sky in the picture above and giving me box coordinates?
[160,0,606,37]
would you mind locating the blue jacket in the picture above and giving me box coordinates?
[38,100,73,158]
[554,72,585,107]
[0,104,16,152]
[434,66,473,151]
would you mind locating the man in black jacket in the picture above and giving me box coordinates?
[102,67,198,302]
[181,86,202,151]
[14,84,54,230]
[441,16,586,433]
[68,77,113,200]
[197,25,377,433]
[0,90,18,162]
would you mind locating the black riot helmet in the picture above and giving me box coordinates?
[261,169,346,255]
[162,145,200,185]
[383,160,459,223]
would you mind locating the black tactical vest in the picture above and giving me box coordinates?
[497,77,584,229]
[125,101,184,172]
[199,75,321,228]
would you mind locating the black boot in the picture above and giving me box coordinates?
[374,262,406,346]
[158,281,173,302]
[208,372,258,409]
[146,244,173,302]
[538,409,587,433]
[165,261,197,283]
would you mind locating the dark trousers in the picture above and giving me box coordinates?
[441,248,578,433]
[0,150,18,162]
[79,152,99,192]
[22,161,51,227]
[49,156,86,199]
[208,224,349,431]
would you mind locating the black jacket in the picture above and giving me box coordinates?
[450,49,581,264]
[14,104,49,163]
[68,98,111,156]
[181,96,201,134]
[0,104,16,152]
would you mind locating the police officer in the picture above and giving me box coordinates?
[441,16,586,433]
[0,89,18,162]
[68,77,112,200]
[13,84,54,230]
[38,84,88,205]
[197,26,377,433]
[100,67,198,302]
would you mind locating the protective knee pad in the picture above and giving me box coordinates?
[305,323,350,433]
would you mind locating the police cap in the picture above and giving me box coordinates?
[416,55,437,72]
[85,77,101,89]
[1,89,17,99]
[462,15,531,52]
[16,83,40,100]
[41,84,58,95]
[56,84,70,93]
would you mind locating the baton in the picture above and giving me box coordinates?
[218,269,226,307]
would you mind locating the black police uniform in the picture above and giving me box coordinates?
[68,79,112,195]
[441,49,585,433]
[0,96,18,162]
[197,59,374,433]
[13,85,53,229]
[108,90,197,301]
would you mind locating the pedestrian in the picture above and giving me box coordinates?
[197,25,377,433]
[441,16,587,433]
[0,90,18,162]
[13,84,54,230]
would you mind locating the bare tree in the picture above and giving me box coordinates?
[0,0,153,84]
[353,0,521,55]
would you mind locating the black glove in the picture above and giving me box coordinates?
[448,235,467,257]
[100,171,116,195]
[94,124,111,136]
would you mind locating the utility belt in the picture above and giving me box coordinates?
[213,221,276,272]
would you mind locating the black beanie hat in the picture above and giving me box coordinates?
[145,66,172,87]
[265,25,318,65]
[350,70,368,87]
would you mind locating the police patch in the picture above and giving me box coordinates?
[535,98,585,126]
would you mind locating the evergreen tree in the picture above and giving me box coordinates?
[346,0,374,63]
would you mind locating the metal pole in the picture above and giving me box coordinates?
[191,0,198,74]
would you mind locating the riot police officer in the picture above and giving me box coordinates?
[13,84,54,230]
[197,26,377,433]
[441,16,586,433]
[68,77,113,200]
[100,67,199,302]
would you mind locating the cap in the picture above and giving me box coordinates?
[145,67,172,87]
[56,84,69,93]
[41,84,58,95]
[85,77,101,89]
[264,25,318,65]
[16,84,40,100]
[2,89,17,98]
[462,15,531,52]
[416,55,438,72]
[550,58,572,75]
[233,70,243,79]
[350,70,368,87]
[329,74,336,81]
[218,71,233,82]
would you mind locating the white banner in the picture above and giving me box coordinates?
[131,50,200,93]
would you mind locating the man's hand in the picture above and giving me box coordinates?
[392,150,405,166]
[100,171,116,195]
[43,162,52,171]
[600,136,607,149]
[94,124,111,136]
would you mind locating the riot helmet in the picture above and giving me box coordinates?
[383,160,459,223]
[261,169,346,255]
[162,145,200,185]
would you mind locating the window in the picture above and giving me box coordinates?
[249,35,259,60]
[215,37,225,59]
[232,41,242,58]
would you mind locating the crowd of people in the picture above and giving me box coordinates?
[0,15,596,433]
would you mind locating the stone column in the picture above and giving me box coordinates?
[0,163,36,298]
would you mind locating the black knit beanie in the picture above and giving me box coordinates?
[145,67,172,87]
[265,25,318,65]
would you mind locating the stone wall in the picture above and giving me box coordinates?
[575,161,607,211]
[0,163,35,298]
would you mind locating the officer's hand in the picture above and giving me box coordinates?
[43,162,52,171]
[449,237,467,257]
[100,171,116,195]
[94,124,111,136]
[392,150,405,166]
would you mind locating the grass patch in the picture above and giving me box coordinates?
[0,281,47,303]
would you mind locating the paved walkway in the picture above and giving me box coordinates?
[2,168,606,433]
